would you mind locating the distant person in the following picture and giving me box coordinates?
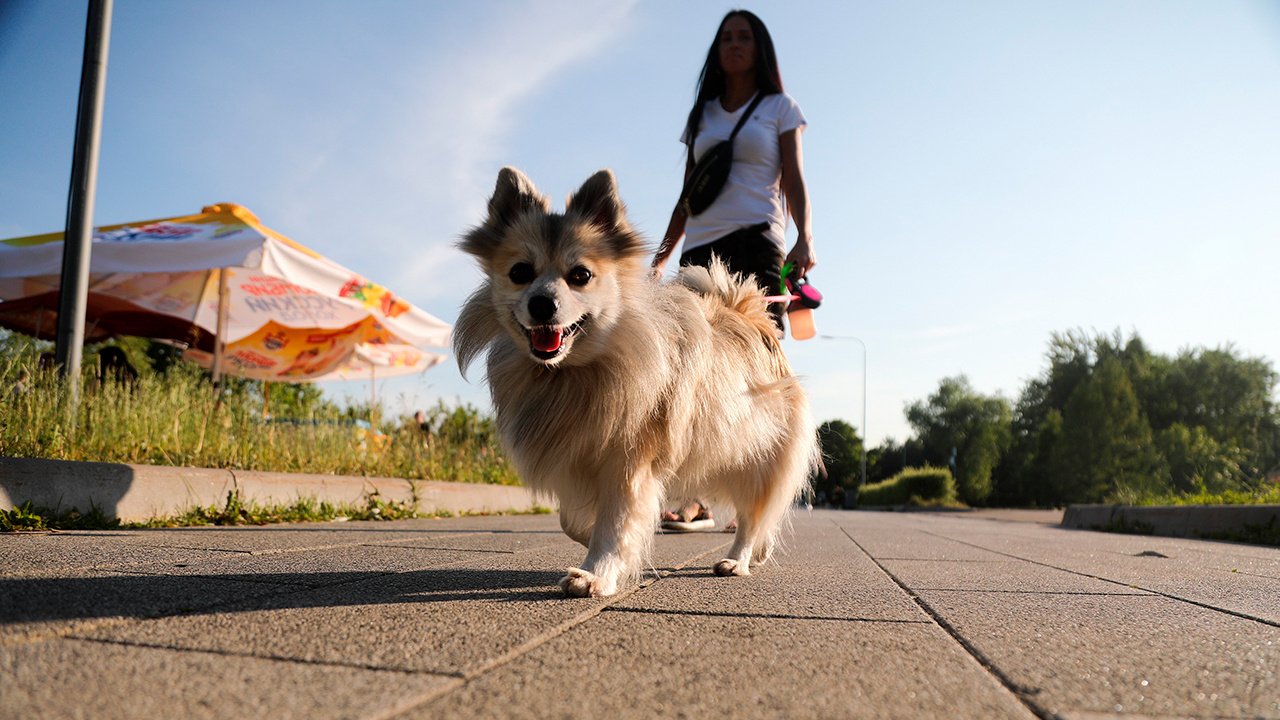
[653,9,816,532]
[97,346,139,387]
[10,368,31,397]
[414,409,431,434]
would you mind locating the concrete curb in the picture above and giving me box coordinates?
[0,456,541,523]
[1062,503,1279,541]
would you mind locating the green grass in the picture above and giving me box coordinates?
[1128,486,1280,507]
[1,491,554,531]
[1,360,519,485]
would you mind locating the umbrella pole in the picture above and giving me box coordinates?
[212,268,229,387]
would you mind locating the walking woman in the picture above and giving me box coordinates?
[653,9,816,531]
[652,10,815,317]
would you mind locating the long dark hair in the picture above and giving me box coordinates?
[682,10,784,163]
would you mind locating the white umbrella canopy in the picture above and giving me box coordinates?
[0,203,450,381]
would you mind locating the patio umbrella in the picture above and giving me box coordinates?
[0,203,450,382]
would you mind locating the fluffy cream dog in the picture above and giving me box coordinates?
[455,167,819,597]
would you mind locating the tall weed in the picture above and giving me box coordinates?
[0,353,517,485]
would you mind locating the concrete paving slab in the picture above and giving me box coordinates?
[0,569,302,644]
[913,591,1279,718]
[831,515,1010,561]
[914,521,1280,623]
[408,610,1036,720]
[0,530,239,576]
[878,559,1157,595]
[107,523,447,554]
[615,523,927,622]
[109,544,510,588]
[76,539,722,675]
[389,530,576,554]
[2,636,451,720]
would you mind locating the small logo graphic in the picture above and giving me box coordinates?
[338,278,410,318]
[263,331,288,351]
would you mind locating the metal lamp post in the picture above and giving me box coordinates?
[819,334,866,507]
[55,0,113,404]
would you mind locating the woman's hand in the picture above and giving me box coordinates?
[786,233,816,278]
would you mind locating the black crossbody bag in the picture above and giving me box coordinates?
[678,93,765,216]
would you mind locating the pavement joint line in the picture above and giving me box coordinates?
[874,557,1006,563]
[601,606,933,624]
[101,566,317,589]
[66,633,465,678]
[365,544,519,555]
[391,538,734,716]
[838,523,1057,720]
[118,531,499,559]
[918,529,1280,629]
[913,588,1157,597]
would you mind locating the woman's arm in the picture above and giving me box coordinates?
[780,127,815,277]
[651,207,688,276]
[651,156,695,276]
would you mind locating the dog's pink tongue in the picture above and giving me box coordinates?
[531,327,563,353]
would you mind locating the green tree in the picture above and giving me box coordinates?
[905,376,1012,505]
[1151,347,1279,480]
[1047,356,1164,503]
[1154,423,1246,494]
[816,419,862,505]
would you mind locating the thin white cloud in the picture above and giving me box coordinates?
[389,0,640,299]
[267,0,640,311]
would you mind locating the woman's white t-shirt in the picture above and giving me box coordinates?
[682,92,807,253]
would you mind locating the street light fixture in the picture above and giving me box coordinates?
[819,335,866,508]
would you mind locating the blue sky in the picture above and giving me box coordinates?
[2,1,1279,445]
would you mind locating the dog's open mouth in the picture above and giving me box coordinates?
[526,319,585,360]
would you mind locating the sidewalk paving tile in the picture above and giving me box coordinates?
[75,538,727,676]
[918,524,1280,623]
[877,559,1156,595]
[405,610,1036,720]
[97,524,449,554]
[1,636,452,720]
[1,531,247,576]
[105,544,519,588]
[614,523,927,622]
[912,590,1279,718]
[1,570,303,644]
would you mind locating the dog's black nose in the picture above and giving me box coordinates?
[528,295,557,323]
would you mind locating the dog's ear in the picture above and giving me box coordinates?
[567,169,645,258]
[488,167,549,226]
[460,167,549,258]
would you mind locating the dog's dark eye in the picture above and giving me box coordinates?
[567,266,593,287]
[508,262,535,284]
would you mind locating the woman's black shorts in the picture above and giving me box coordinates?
[679,222,785,330]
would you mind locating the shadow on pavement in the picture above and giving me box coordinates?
[0,567,569,627]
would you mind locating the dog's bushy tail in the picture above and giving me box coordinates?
[675,258,781,351]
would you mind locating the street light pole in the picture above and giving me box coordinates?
[819,335,866,507]
[55,0,113,403]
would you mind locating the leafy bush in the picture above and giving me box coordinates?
[857,465,959,507]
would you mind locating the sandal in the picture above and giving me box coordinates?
[660,502,716,533]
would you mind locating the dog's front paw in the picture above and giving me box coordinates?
[559,567,617,597]
[713,558,750,577]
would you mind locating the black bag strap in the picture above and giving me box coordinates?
[687,92,767,167]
